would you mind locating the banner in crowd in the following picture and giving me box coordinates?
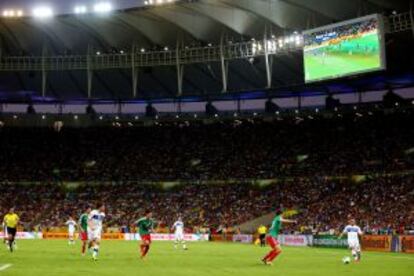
[232,234,253,244]
[278,235,313,247]
[313,235,348,248]
[361,235,392,252]
[400,236,414,253]
[124,233,209,241]
[0,232,43,240]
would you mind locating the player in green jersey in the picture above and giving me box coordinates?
[79,206,91,256]
[136,210,155,259]
[262,208,297,265]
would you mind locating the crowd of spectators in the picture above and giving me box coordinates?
[0,175,413,234]
[0,111,413,181]
[0,111,413,234]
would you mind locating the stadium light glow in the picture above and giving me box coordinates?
[74,5,88,14]
[33,7,54,19]
[2,9,24,18]
[93,2,112,13]
[145,0,176,6]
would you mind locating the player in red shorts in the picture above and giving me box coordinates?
[78,206,91,256]
[262,208,297,265]
[136,211,155,259]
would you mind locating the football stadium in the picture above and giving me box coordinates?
[0,1,414,275]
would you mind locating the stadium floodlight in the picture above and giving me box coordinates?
[156,0,164,4]
[140,48,146,53]
[144,1,149,5]
[33,7,54,19]
[74,5,87,14]
[2,9,24,17]
[93,2,112,13]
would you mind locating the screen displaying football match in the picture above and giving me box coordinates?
[303,14,386,83]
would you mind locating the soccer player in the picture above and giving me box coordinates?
[79,207,91,256]
[172,217,187,250]
[258,224,267,247]
[338,218,363,262]
[261,208,297,265]
[88,204,106,261]
[65,216,77,245]
[3,208,19,252]
[136,210,155,259]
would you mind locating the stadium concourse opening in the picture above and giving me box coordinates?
[0,0,414,275]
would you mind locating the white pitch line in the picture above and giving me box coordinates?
[0,264,12,271]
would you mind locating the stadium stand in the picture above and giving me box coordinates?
[1,110,413,234]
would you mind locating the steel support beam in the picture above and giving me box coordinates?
[41,46,47,98]
[132,44,139,98]
[87,46,93,99]
[263,26,273,89]
[220,34,228,93]
[176,40,184,96]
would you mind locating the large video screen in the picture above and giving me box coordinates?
[303,14,386,83]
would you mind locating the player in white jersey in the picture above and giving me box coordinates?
[339,218,363,262]
[172,217,187,250]
[88,204,106,261]
[65,217,77,245]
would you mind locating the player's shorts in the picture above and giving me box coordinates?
[141,234,152,244]
[68,230,75,237]
[348,240,361,251]
[80,231,88,241]
[88,229,102,241]
[6,227,17,238]
[175,232,184,241]
[266,236,280,248]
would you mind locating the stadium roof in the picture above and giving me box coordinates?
[0,0,411,100]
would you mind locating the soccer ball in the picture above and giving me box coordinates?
[342,256,351,264]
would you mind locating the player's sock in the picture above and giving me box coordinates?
[182,242,187,250]
[263,250,274,261]
[174,241,178,249]
[82,243,86,254]
[8,239,13,252]
[352,249,357,260]
[357,252,361,261]
[268,250,282,262]
[140,244,145,256]
[92,245,99,259]
[143,245,150,257]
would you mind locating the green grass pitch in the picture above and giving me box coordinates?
[304,33,382,82]
[1,240,413,276]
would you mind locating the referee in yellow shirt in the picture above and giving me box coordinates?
[3,208,19,252]
[258,225,267,247]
